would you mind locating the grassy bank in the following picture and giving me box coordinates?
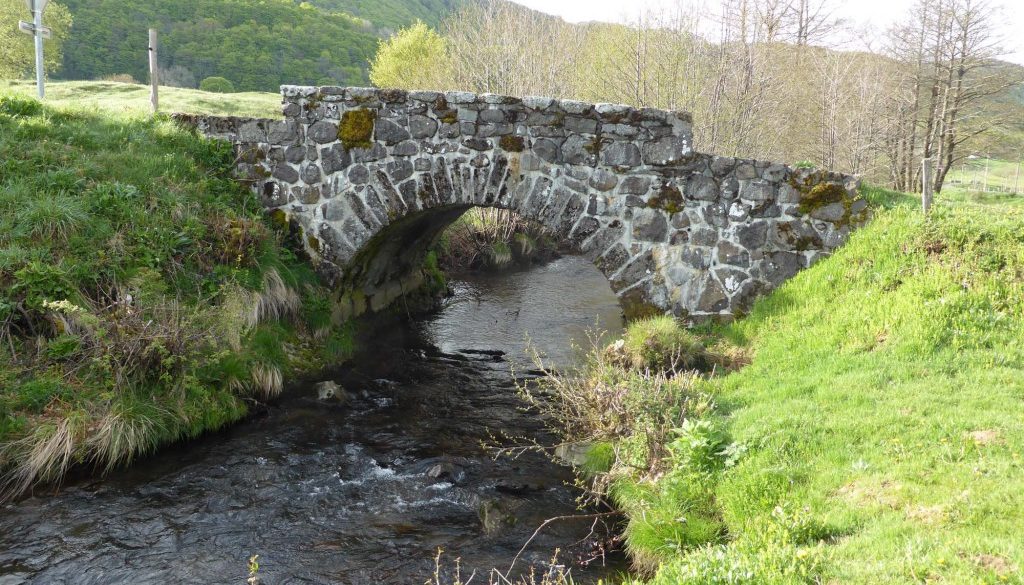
[434,208,557,273]
[0,80,281,118]
[0,94,350,498]
[540,187,1024,583]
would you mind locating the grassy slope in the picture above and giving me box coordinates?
[0,80,281,118]
[640,189,1024,583]
[0,92,347,498]
[946,157,1022,194]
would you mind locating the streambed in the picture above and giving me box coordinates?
[0,256,626,585]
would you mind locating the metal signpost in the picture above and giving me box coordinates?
[18,0,50,99]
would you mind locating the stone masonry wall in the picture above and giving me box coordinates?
[175,85,866,321]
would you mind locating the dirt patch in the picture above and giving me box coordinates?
[971,553,1015,575]
[967,429,1001,446]
[836,478,903,509]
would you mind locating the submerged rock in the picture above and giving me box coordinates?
[478,499,518,534]
[316,381,348,403]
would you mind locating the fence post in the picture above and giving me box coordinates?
[1014,160,1021,196]
[922,157,934,215]
[148,29,159,114]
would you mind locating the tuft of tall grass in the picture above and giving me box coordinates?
[13,193,89,242]
[0,93,352,499]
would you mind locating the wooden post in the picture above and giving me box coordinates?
[1013,160,1020,196]
[148,29,159,114]
[922,157,934,215]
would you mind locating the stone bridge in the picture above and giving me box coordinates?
[176,86,866,321]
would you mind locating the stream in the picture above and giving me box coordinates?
[0,256,627,585]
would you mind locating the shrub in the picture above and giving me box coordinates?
[12,376,71,413]
[100,74,139,84]
[0,96,43,118]
[199,76,236,93]
[608,316,709,373]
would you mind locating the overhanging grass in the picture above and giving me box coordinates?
[632,187,1024,583]
[0,93,348,498]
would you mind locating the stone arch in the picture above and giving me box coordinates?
[176,86,866,322]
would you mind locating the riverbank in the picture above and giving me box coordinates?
[0,94,353,499]
[540,186,1024,583]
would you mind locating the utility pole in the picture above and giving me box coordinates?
[148,29,159,114]
[18,0,51,99]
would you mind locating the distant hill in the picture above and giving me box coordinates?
[306,0,467,33]
[55,0,464,92]
[973,61,1024,160]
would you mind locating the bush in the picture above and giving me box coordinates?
[199,76,235,93]
[607,316,709,373]
[100,74,139,84]
[0,96,43,118]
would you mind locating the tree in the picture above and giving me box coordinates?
[0,0,72,79]
[885,0,1019,192]
[369,20,448,89]
[199,76,235,93]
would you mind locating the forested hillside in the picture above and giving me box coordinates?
[55,0,461,91]
[307,0,465,33]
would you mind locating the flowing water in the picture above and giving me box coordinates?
[0,256,626,585]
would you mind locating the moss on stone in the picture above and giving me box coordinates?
[583,137,602,156]
[499,135,525,152]
[620,289,665,321]
[648,184,684,214]
[269,208,288,230]
[798,182,848,215]
[339,109,375,149]
[306,232,321,254]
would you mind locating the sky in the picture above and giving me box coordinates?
[507,0,1024,65]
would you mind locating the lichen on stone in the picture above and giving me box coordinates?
[499,135,525,152]
[647,184,684,214]
[339,109,375,149]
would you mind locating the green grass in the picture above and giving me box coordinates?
[692,187,1024,583]
[571,186,1024,583]
[0,80,282,118]
[0,92,348,498]
[945,157,1022,195]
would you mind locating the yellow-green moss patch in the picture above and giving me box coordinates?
[339,109,375,149]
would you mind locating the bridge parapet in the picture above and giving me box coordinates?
[176,86,865,321]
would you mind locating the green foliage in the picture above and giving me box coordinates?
[0,96,352,499]
[308,0,462,32]
[322,324,357,362]
[0,95,43,117]
[14,193,89,242]
[199,76,236,93]
[0,0,73,79]
[9,376,72,413]
[421,250,447,295]
[581,441,616,475]
[616,315,709,372]
[667,419,731,474]
[57,0,375,91]
[11,262,76,310]
[369,20,449,89]
[46,334,81,360]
